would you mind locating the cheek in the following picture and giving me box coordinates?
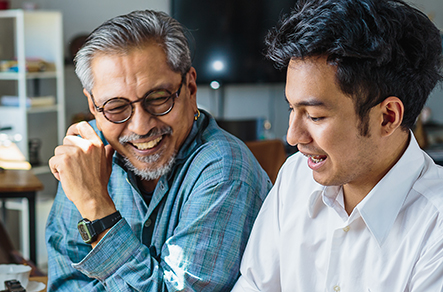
[165,112,193,148]
[309,122,350,151]
[173,119,192,144]
[324,129,360,161]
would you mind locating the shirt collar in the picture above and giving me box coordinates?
[357,132,425,246]
[308,186,328,218]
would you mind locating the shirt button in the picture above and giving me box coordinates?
[343,226,350,232]
[333,285,340,291]
[144,219,152,227]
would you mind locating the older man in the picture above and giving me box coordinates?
[46,10,271,291]
[233,0,443,291]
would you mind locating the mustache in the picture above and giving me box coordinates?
[296,144,326,156]
[119,126,173,144]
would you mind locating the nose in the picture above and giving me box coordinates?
[126,103,157,135]
[286,112,312,146]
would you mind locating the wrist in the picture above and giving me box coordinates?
[78,210,122,244]
[77,198,116,221]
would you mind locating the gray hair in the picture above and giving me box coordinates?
[74,10,192,93]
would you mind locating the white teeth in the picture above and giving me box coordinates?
[132,136,162,150]
[306,154,326,163]
[311,156,325,163]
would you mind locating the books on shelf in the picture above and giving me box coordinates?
[0,95,55,107]
[0,59,56,73]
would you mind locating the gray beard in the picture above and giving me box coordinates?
[118,127,175,181]
[123,152,176,181]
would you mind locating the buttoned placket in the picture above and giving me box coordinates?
[324,205,363,292]
[322,185,361,292]
[325,223,348,291]
[142,178,168,257]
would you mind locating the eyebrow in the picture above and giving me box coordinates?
[284,94,330,109]
[93,85,173,105]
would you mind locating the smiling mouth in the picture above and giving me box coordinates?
[132,136,163,150]
[306,154,327,163]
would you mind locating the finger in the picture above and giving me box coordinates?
[53,144,77,156]
[66,121,103,146]
[65,122,82,136]
[63,135,90,147]
[48,156,61,181]
[63,135,106,155]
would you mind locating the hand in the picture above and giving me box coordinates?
[49,121,116,221]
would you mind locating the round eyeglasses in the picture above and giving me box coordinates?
[90,76,185,124]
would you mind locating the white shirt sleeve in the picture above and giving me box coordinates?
[408,223,443,291]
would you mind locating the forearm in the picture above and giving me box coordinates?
[47,214,163,291]
[73,220,165,291]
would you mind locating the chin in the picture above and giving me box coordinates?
[312,173,337,187]
[123,153,176,181]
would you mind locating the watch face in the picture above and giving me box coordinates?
[78,220,93,243]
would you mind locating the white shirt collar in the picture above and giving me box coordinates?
[358,133,425,245]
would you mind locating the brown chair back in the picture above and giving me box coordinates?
[246,139,287,184]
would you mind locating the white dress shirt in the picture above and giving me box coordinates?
[233,135,443,292]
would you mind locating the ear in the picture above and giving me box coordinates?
[84,88,98,116]
[83,88,102,131]
[186,67,198,111]
[379,96,404,136]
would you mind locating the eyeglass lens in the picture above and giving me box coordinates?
[103,89,174,122]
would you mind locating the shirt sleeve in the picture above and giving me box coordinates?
[232,178,282,292]
[45,184,107,292]
[46,177,268,291]
[408,221,443,292]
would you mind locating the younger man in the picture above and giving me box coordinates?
[233,0,443,291]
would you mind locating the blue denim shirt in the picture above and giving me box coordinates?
[45,110,272,291]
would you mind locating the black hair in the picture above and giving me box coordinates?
[266,0,442,135]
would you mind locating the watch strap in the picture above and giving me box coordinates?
[91,211,122,235]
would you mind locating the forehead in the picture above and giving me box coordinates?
[90,44,179,98]
[285,57,352,109]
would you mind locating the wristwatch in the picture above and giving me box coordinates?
[77,211,122,244]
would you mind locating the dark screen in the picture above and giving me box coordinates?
[171,0,296,85]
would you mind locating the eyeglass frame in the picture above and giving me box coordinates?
[89,74,186,124]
